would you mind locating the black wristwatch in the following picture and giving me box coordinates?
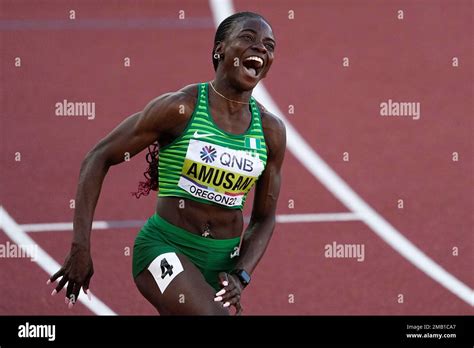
[231,269,251,288]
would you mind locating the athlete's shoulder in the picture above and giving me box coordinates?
[254,99,286,143]
[253,100,286,160]
[133,83,200,137]
[147,83,199,114]
[141,83,201,125]
[177,83,200,100]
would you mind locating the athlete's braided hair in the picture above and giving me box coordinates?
[212,12,269,71]
[134,12,269,198]
[133,142,159,198]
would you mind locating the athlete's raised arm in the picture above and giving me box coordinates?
[47,90,195,307]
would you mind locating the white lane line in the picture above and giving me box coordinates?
[277,213,360,223]
[0,206,117,315]
[209,0,474,306]
[209,0,234,26]
[20,213,361,232]
[21,220,145,232]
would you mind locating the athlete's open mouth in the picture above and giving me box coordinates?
[242,56,264,77]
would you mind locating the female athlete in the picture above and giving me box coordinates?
[47,11,286,315]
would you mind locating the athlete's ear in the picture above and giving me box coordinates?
[214,42,225,56]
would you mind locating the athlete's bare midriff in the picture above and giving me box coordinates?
[155,196,244,240]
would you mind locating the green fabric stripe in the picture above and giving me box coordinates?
[159,157,183,166]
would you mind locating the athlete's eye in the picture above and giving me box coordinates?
[240,34,254,42]
[264,42,275,51]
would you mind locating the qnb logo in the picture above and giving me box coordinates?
[219,152,254,172]
[200,145,217,163]
[18,322,56,341]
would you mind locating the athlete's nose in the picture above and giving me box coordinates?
[252,42,267,55]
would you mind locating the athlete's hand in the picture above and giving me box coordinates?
[215,272,243,315]
[47,242,94,308]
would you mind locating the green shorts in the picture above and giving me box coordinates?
[132,213,240,291]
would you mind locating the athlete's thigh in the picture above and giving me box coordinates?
[134,252,227,315]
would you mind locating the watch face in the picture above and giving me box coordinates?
[237,270,251,285]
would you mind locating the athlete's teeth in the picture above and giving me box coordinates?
[244,56,263,67]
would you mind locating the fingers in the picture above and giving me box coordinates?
[224,294,241,307]
[214,273,242,312]
[217,272,229,287]
[214,285,231,302]
[220,287,240,303]
[48,269,94,308]
[215,274,240,298]
[50,276,88,308]
[65,280,75,303]
[83,277,92,301]
[216,287,242,314]
[47,256,94,308]
[48,268,65,284]
[235,302,243,316]
[52,275,68,295]
[83,275,90,291]
[71,283,81,308]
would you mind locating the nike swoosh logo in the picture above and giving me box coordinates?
[193,131,214,138]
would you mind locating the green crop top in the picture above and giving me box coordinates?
[157,82,268,210]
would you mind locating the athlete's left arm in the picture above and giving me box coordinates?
[216,109,286,313]
[235,110,286,274]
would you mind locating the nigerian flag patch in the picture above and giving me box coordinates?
[245,137,262,150]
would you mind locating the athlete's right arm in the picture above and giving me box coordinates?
[47,90,195,307]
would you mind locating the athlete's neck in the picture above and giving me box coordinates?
[211,79,252,114]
